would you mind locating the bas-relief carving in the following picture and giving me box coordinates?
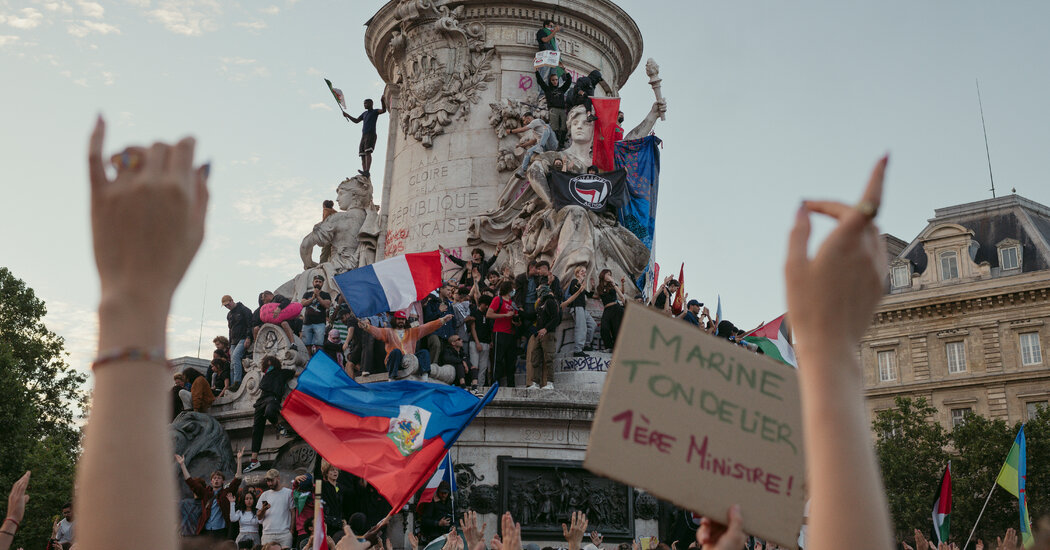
[499,458,634,540]
[386,0,496,147]
[276,176,380,300]
[489,98,550,173]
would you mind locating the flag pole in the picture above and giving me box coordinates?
[962,481,998,550]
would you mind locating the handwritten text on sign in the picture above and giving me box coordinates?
[584,303,806,549]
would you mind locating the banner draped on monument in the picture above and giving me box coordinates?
[615,135,662,293]
[548,169,628,212]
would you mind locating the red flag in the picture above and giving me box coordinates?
[591,97,621,171]
[671,263,684,315]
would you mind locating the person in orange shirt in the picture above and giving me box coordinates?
[358,311,452,381]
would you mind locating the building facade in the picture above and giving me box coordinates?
[862,194,1050,430]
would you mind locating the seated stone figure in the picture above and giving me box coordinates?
[275,175,380,300]
[469,104,661,287]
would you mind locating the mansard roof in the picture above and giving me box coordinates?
[896,194,1050,275]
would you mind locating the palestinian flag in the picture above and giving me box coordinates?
[742,313,797,367]
[324,78,347,110]
[932,463,951,545]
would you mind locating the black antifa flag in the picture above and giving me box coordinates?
[549,169,628,212]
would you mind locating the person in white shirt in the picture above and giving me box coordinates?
[54,502,74,545]
[256,469,294,548]
[228,489,261,546]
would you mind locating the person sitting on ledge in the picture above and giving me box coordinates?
[183,367,214,413]
[358,310,452,381]
[259,293,302,351]
[439,334,473,389]
[510,112,558,179]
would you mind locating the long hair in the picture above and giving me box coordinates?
[596,269,615,296]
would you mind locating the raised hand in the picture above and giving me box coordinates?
[914,530,930,550]
[786,155,887,363]
[696,505,745,550]
[447,529,465,550]
[407,532,419,550]
[590,531,604,547]
[89,116,208,315]
[174,454,185,465]
[754,540,764,550]
[975,540,983,550]
[502,512,522,550]
[902,541,914,550]
[562,511,588,550]
[6,471,30,525]
[227,493,236,503]
[460,510,487,550]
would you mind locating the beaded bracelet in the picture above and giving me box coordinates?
[93,347,171,369]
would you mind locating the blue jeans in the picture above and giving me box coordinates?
[518,127,558,175]
[302,323,326,346]
[386,348,431,378]
[231,338,246,385]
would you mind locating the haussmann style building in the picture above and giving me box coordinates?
[862,194,1050,430]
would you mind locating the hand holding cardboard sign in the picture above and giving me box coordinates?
[697,505,745,550]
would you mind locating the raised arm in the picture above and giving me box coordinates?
[784,156,892,550]
[77,116,208,550]
[417,314,454,338]
[174,454,191,480]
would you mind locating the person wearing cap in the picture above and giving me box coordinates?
[418,481,455,544]
[257,469,294,548]
[222,295,253,387]
[526,284,561,390]
[680,299,703,327]
[358,310,453,381]
[299,275,333,355]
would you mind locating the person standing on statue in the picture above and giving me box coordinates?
[535,19,562,88]
[563,267,596,357]
[222,295,252,388]
[511,112,558,179]
[300,275,332,355]
[343,92,388,178]
[487,281,518,388]
[536,70,571,146]
[526,284,560,390]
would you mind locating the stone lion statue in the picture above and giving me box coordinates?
[171,412,235,499]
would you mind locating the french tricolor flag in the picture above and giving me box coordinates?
[334,251,444,318]
[419,452,456,505]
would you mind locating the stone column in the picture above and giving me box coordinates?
[364,0,643,260]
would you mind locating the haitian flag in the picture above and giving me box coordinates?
[282,353,498,512]
[549,169,628,212]
[418,452,456,505]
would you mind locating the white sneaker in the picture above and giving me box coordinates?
[422,373,430,381]
[526,383,539,389]
[542,383,554,390]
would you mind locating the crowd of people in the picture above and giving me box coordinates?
[0,20,1004,550]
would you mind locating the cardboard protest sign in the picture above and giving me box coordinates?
[534,50,560,68]
[584,302,806,548]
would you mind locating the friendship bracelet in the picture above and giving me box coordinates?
[93,347,171,369]
[2,518,18,529]
[0,530,15,537]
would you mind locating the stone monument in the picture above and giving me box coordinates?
[193,1,671,546]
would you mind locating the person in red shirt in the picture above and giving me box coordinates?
[486,281,518,387]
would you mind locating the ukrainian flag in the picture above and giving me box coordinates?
[995,426,1033,548]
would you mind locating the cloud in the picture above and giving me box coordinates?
[0,35,18,47]
[232,176,318,241]
[260,5,279,15]
[43,300,99,377]
[101,70,114,85]
[67,20,119,37]
[73,77,87,86]
[235,20,266,31]
[37,2,75,15]
[309,102,332,111]
[147,0,221,36]
[228,153,261,167]
[4,8,44,29]
[75,0,104,18]
[305,67,322,77]
[219,56,270,81]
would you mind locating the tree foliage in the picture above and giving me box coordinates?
[875,396,1050,548]
[0,267,87,548]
